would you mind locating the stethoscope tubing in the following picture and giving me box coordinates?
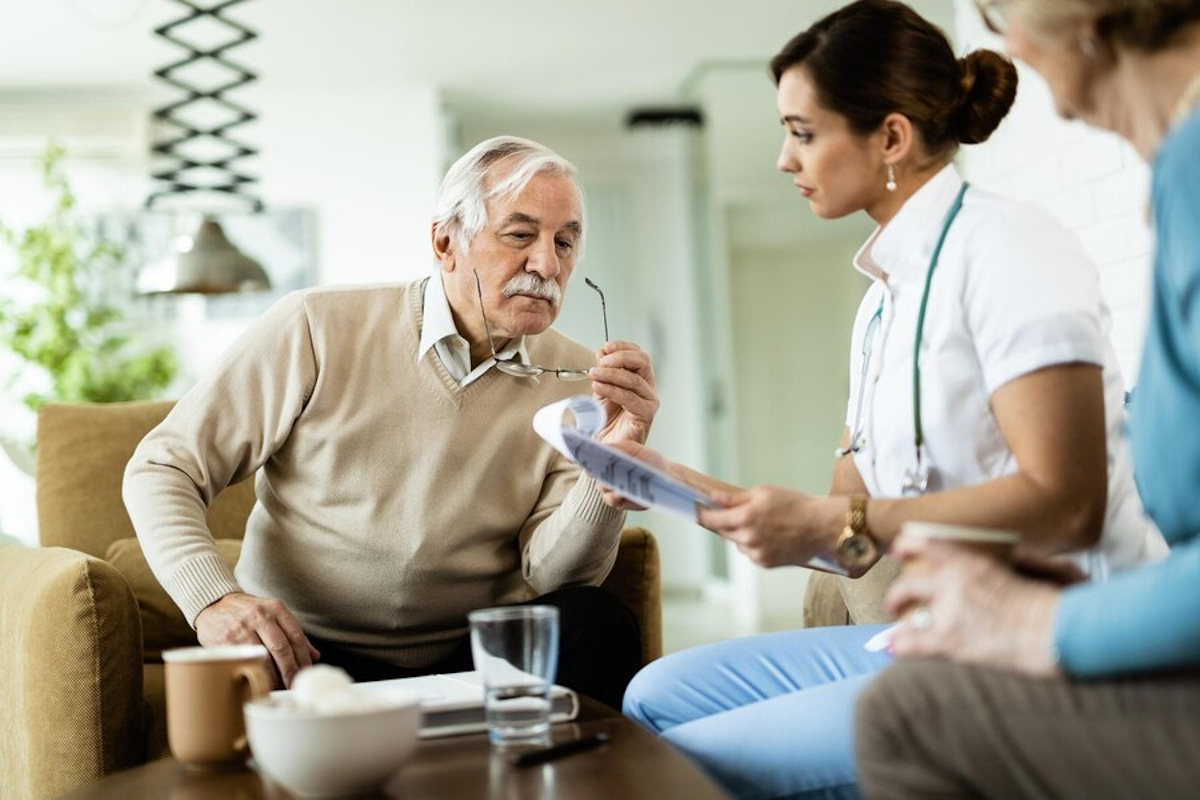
[839,182,971,482]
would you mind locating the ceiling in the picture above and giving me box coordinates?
[2,0,956,113]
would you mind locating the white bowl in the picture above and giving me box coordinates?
[244,694,420,797]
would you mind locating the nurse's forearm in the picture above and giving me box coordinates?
[665,460,744,497]
[830,426,869,496]
[857,365,1108,553]
[862,473,1103,554]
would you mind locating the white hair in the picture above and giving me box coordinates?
[432,136,586,258]
[1010,0,1200,50]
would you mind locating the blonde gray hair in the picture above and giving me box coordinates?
[432,136,585,257]
[1011,0,1200,51]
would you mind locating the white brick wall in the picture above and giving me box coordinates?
[954,1,1153,386]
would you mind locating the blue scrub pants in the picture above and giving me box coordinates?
[622,623,892,800]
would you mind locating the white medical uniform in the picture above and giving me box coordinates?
[846,165,1164,575]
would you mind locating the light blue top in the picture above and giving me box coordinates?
[1055,106,1200,676]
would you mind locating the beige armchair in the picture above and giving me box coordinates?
[0,400,662,800]
[804,559,902,628]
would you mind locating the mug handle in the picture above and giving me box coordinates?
[232,661,272,756]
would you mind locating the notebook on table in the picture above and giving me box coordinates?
[274,670,579,739]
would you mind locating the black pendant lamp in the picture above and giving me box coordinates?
[137,216,268,294]
[138,0,270,295]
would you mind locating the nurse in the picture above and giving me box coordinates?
[855,0,1200,797]
[617,1,1164,798]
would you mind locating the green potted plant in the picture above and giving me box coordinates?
[0,143,177,470]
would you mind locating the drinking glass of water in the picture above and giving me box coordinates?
[468,605,559,746]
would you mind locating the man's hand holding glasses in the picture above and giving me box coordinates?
[591,338,658,448]
[473,268,659,449]
[576,277,658,449]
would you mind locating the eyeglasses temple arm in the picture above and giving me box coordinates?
[585,277,609,343]
[472,270,502,360]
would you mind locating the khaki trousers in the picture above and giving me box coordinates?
[855,659,1200,800]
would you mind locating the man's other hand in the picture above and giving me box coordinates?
[195,592,320,688]
[591,341,658,446]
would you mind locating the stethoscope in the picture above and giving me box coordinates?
[836,182,970,496]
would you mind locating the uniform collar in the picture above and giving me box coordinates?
[417,273,528,365]
[853,164,965,286]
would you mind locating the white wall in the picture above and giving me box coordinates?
[258,88,442,288]
[727,235,868,629]
[954,1,1153,382]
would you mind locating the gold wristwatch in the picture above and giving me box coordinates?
[836,495,878,571]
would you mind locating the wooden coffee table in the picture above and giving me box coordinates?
[61,697,730,799]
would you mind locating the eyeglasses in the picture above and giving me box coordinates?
[472,269,609,380]
[974,0,1010,35]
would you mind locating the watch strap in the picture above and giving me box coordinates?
[846,494,867,536]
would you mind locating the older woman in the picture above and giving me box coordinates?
[855,1,1200,798]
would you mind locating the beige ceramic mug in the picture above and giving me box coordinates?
[163,644,272,770]
[901,520,1020,562]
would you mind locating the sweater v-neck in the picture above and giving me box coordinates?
[409,277,507,407]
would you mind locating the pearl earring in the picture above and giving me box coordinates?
[886,165,897,192]
[1079,35,1097,58]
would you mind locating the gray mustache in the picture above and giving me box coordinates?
[502,274,562,306]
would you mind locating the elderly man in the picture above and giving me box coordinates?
[124,136,658,709]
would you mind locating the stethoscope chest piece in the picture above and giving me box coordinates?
[902,461,931,496]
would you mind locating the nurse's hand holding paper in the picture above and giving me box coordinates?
[595,443,846,573]
[698,486,840,569]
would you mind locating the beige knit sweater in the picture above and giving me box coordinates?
[123,280,625,667]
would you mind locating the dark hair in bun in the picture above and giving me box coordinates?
[770,0,1018,157]
[954,50,1019,144]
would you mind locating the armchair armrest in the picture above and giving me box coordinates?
[600,527,662,664]
[803,557,901,628]
[0,544,144,799]
[803,570,851,628]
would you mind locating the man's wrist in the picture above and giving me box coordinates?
[168,551,244,628]
[572,474,625,524]
[604,425,650,447]
[195,591,240,625]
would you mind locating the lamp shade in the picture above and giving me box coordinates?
[137,217,270,295]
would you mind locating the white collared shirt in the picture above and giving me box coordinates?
[846,164,1163,575]
[417,274,529,387]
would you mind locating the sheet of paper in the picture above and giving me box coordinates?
[533,396,850,576]
[863,623,899,653]
[533,396,713,521]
